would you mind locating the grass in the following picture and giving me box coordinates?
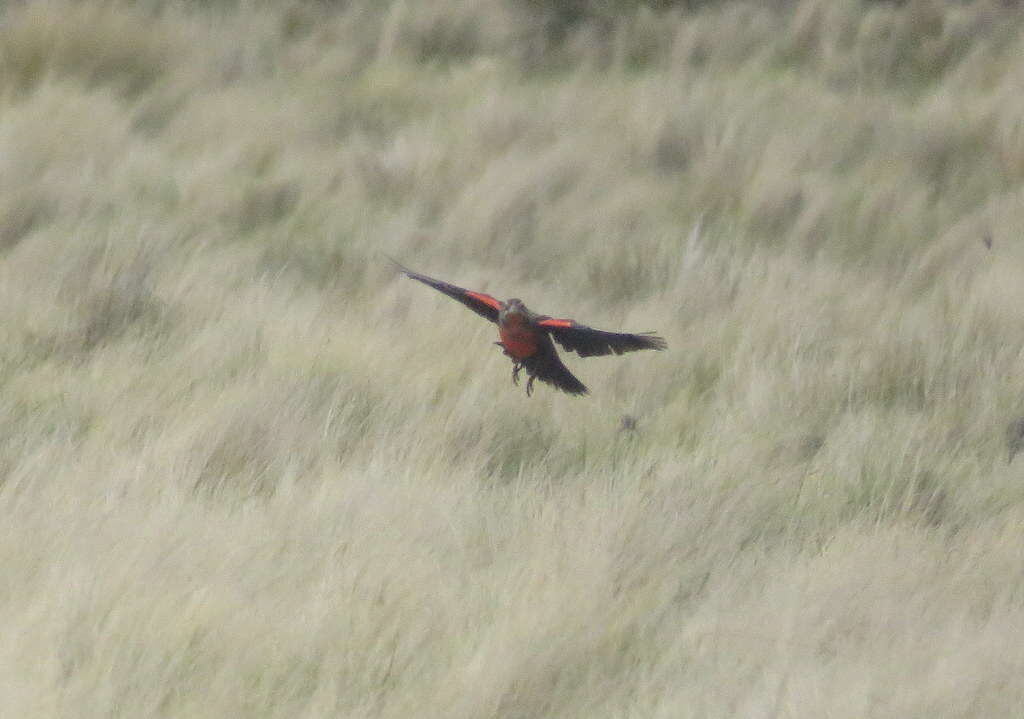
[3,0,1024,716]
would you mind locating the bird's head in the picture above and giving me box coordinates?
[501,298,529,321]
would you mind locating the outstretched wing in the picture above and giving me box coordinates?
[389,257,501,323]
[523,335,589,395]
[537,317,667,358]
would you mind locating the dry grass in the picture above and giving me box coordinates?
[3,0,1024,716]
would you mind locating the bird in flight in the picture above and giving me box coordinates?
[390,258,666,396]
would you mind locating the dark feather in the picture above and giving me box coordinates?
[523,335,588,395]
[388,257,501,323]
[539,318,667,358]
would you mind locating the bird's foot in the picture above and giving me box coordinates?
[526,375,535,397]
[511,362,522,386]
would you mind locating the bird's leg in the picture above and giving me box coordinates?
[496,344,532,394]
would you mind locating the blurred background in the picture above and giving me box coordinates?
[2,1,1024,716]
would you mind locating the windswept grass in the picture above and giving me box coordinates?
[3,0,1024,716]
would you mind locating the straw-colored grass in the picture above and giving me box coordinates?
[3,1,1024,716]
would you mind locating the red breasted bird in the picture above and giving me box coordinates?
[390,259,666,396]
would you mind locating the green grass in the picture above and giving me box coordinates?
[3,0,1024,716]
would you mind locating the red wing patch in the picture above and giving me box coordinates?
[537,318,575,329]
[466,291,502,312]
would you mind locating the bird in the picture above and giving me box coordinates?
[389,258,666,396]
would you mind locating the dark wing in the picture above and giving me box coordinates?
[523,335,588,395]
[389,257,501,323]
[537,317,667,358]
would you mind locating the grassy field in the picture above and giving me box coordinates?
[3,0,1024,716]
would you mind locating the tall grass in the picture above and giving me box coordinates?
[3,0,1024,716]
